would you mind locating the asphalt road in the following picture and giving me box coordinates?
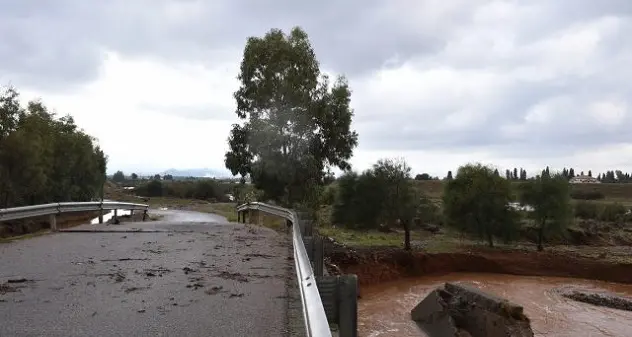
[0,210,302,337]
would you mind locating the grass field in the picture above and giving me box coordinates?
[317,181,632,253]
[412,180,632,202]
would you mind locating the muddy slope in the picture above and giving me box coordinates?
[327,247,632,286]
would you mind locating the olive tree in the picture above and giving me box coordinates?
[443,163,519,247]
[0,85,107,207]
[225,27,358,206]
[519,173,571,251]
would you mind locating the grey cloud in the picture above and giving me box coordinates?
[0,0,473,90]
[2,0,632,161]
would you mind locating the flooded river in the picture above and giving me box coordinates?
[359,273,632,337]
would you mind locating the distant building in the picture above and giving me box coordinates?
[569,175,600,184]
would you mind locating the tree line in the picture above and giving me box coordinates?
[435,167,632,183]
[111,170,175,182]
[0,86,107,208]
[330,160,631,251]
[133,178,234,203]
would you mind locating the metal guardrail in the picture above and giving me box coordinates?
[236,202,332,337]
[0,201,149,222]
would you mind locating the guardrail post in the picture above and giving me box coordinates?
[313,235,324,278]
[49,214,58,232]
[338,275,358,337]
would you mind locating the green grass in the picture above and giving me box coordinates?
[317,225,632,264]
[318,227,405,246]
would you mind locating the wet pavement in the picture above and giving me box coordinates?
[358,273,632,337]
[0,210,297,337]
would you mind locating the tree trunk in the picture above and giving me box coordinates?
[537,219,545,252]
[403,219,411,251]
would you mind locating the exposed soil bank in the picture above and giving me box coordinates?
[326,246,632,286]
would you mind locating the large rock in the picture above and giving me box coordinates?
[411,282,534,337]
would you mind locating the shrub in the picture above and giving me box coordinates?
[598,203,628,222]
[574,201,599,219]
[570,190,605,200]
[574,201,630,222]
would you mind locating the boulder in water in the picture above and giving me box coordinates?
[411,282,534,337]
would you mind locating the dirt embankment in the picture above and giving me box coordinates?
[0,211,100,238]
[326,245,632,287]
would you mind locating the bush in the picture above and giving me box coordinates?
[135,179,232,202]
[574,201,599,219]
[443,163,519,247]
[598,203,628,222]
[570,190,605,200]
[145,180,163,197]
[574,201,630,222]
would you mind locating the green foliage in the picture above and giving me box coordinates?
[225,27,358,206]
[598,203,628,222]
[145,180,163,197]
[573,201,599,220]
[332,158,421,228]
[574,201,629,222]
[135,179,233,202]
[442,163,519,247]
[112,171,125,183]
[570,190,605,200]
[519,173,572,251]
[414,173,431,180]
[414,194,441,226]
[0,86,106,207]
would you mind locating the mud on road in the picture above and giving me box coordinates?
[0,218,298,337]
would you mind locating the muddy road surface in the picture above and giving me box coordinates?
[0,210,298,337]
[358,272,632,337]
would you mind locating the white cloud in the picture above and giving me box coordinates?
[4,0,632,178]
[17,51,240,174]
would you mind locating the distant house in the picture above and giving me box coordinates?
[569,175,600,184]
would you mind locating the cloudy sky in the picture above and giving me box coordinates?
[2,0,631,177]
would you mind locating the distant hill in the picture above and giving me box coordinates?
[160,168,231,178]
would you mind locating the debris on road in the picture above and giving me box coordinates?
[217,271,248,283]
[245,253,276,259]
[182,267,198,274]
[124,286,147,293]
[100,258,149,262]
[0,283,20,295]
[186,282,204,290]
[205,286,223,295]
[7,278,30,284]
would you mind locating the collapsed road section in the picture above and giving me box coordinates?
[411,282,534,337]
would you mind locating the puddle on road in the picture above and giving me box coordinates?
[359,272,632,337]
[90,210,131,224]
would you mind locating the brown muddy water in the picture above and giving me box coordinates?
[359,273,632,337]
